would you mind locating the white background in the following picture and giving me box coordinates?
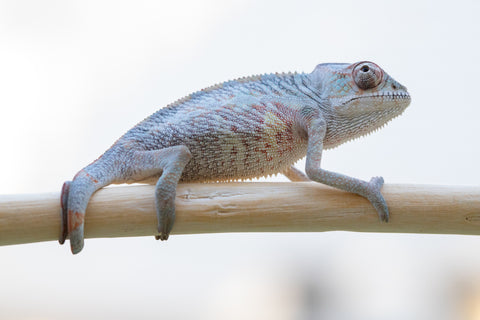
[0,0,479,319]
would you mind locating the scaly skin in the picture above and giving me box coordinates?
[60,61,411,254]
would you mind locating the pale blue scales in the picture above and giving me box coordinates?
[60,61,410,254]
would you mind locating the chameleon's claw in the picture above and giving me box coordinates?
[369,176,384,188]
[155,233,169,241]
[366,176,389,222]
[59,181,71,245]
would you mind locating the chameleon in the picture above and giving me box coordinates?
[59,61,411,254]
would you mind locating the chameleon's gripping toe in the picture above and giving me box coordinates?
[155,233,170,241]
[366,176,389,222]
[155,221,172,241]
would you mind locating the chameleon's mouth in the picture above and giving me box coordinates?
[336,90,411,117]
[345,91,411,105]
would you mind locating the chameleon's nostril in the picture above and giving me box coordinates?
[392,83,398,90]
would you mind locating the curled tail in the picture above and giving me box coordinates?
[60,159,114,254]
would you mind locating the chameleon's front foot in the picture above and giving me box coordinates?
[365,176,389,222]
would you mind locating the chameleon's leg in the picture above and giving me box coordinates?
[131,146,192,240]
[305,118,389,222]
[283,165,311,182]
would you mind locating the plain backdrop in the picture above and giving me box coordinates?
[0,0,479,319]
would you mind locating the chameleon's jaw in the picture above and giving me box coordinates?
[345,90,411,106]
[323,90,411,149]
[334,90,411,117]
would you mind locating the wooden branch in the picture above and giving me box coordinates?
[1,183,480,246]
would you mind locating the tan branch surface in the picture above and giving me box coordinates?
[1,183,480,246]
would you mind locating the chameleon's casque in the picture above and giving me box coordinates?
[60,61,410,254]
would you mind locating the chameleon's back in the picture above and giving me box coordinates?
[116,74,312,182]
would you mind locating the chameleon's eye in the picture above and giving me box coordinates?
[353,62,383,90]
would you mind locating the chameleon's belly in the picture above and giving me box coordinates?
[179,117,308,182]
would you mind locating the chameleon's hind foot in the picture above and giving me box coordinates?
[59,181,71,245]
[366,176,389,222]
[155,195,175,241]
[130,146,191,242]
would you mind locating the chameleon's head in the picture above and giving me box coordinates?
[310,61,411,147]
[312,61,411,115]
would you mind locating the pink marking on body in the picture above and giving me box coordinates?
[252,104,266,112]
[269,103,298,154]
[73,171,98,184]
[68,210,84,232]
[86,173,99,183]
